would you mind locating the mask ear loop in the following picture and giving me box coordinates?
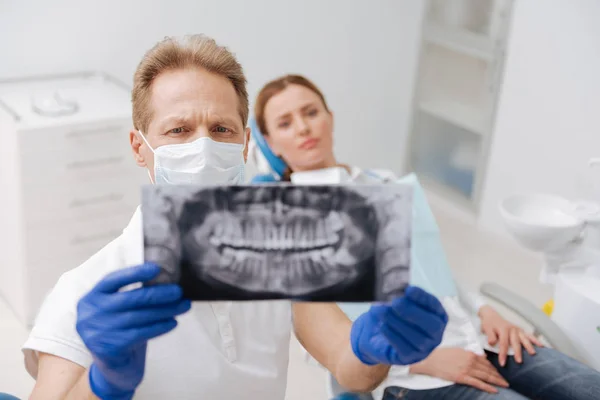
[240,128,250,184]
[242,127,248,158]
[138,130,157,184]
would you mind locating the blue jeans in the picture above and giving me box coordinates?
[382,347,600,400]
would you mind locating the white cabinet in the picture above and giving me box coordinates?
[406,0,514,211]
[0,72,148,326]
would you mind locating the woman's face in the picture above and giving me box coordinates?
[263,84,335,172]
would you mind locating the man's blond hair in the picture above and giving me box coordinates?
[132,34,249,133]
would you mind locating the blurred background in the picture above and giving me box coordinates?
[1,0,599,398]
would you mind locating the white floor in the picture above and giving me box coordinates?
[0,199,554,400]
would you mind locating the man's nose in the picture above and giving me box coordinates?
[188,127,211,141]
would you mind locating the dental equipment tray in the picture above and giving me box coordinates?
[141,184,413,302]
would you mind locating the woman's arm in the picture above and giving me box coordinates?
[292,302,391,393]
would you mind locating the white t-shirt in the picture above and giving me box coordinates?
[22,207,293,400]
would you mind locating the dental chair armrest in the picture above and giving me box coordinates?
[479,282,588,365]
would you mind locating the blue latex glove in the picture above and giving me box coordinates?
[76,263,191,400]
[350,286,448,366]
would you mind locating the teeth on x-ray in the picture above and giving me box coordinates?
[209,212,341,250]
[141,184,413,302]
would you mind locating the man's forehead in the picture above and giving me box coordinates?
[150,69,241,121]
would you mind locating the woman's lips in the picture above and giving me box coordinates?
[299,138,319,150]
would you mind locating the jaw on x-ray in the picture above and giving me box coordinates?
[141,184,413,302]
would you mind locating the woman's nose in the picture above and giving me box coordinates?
[294,117,310,136]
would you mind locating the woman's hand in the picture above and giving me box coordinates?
[478,305,544,366]
[410,347,509,394]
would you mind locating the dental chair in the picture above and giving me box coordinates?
[246,120,586,399]
[246,118,287,183]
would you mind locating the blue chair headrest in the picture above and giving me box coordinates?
[0,393,21,400]
[249,117,287,178]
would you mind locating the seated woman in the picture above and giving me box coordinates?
[251,74,600,400]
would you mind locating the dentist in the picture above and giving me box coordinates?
[22,34,448,400]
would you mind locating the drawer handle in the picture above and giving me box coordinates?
[70,229,123,245]
[69,193,125,208]
[65,126,123,139]
[66,156,125,170]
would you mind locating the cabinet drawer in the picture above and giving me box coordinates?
[23,212,133,265]
[22,170,145,226]
[19,120,131,155]
[20,141,137,188]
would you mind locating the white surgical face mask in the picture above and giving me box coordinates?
[138,131,246,185]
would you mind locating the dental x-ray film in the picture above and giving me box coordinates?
[141,184,413,302]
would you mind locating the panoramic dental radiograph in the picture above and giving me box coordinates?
[142,184,413,302]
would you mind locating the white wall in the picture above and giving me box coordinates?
[479,0,600,235]
[0,0,425,175]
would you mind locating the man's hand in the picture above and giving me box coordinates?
[76,263,191,400]
[350,286,448,366]
[410,348,510,394]
[479,305,544,366]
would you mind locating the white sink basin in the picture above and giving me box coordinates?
[499,194,585,252]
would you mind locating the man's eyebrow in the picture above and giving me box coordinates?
[159,115,188,127]
[214,115,243,129]
[216,116,239,125]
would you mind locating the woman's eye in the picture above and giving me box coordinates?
[307,109,318,117]
[278,121,290,129]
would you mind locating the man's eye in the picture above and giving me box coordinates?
[215,126,231,134]
[169,127,186,134]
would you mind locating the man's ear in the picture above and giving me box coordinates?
[129,129,147,167]
[243,126,251,162]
